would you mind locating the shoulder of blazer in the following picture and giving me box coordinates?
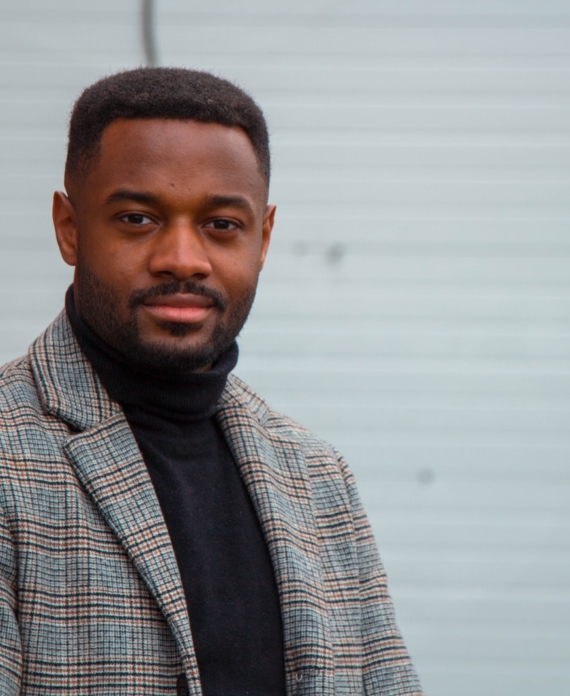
[221,372,340,463]
[0,353,51,462]
[0,311,119,483]
[0,354,41,414]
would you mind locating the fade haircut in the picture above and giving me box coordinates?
[65,67,270,188]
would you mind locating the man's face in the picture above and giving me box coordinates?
[53,118,274,373]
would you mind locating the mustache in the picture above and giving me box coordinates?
[128,281,227,312]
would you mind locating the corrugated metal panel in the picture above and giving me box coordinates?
[1,1,569,693]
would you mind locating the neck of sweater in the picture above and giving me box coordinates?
[65,286,238,421]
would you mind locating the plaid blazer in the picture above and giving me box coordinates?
[0,312,423,696]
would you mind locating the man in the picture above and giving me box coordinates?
[0,68,423,695]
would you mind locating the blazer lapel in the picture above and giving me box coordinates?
[63,417,201,691]
[29,312,201,693]
[217,379,335,696]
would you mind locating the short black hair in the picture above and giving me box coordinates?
[65,67,270,187]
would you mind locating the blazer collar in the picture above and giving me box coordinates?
[29,310,121,430]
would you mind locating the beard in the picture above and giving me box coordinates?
[74,260,257,375]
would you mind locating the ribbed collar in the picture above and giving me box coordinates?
[65,286,238,421]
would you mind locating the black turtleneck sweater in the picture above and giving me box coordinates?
[66,289,285,696]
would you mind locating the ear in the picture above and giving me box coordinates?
[52,191,78,266]
[259,204,276,269]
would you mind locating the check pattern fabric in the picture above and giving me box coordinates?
[0,312,423,695]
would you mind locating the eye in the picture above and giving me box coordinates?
[120,213,153,226]
[205,219,239,232]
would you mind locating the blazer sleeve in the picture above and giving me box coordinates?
[335,450,425,696]
[0,503,22,695]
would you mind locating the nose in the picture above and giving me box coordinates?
[147,221,212,281]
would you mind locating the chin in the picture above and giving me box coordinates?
[131,330,231,375]
[153,321,205,339]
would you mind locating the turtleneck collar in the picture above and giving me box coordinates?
[65,286,238,421]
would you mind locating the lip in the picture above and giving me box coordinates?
[143,293,215,324]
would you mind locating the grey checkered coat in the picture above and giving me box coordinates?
[0,312,423,695]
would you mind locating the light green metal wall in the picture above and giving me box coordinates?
[1,1,569,693]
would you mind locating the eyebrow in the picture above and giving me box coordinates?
[203,195,255,216]
[104,189,160,206]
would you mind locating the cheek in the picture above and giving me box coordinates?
[221,260,261,301]
[78,235,140,291]
[220,243,264,282]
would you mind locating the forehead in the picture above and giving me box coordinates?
[82,118,266,205]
